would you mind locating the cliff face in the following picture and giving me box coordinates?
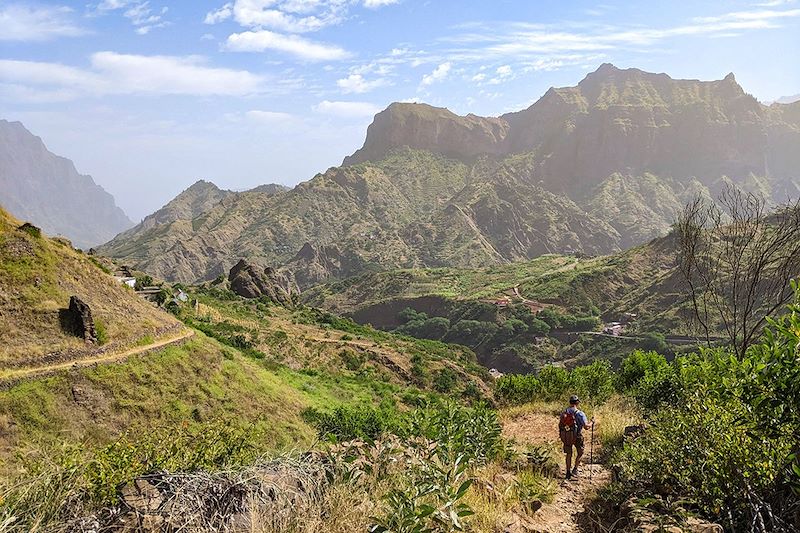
[343,103,510,166]
[345,65,799,199]
[0,120,132,249]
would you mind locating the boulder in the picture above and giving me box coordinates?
[121,479,163,514]
[623,424,645,440]
[228,259,299,306]
[67,296,97,344]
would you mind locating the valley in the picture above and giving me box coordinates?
[1,58,799,532]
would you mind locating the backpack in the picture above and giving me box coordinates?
[559,409,578,446]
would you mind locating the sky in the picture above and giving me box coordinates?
[1,0,799,220]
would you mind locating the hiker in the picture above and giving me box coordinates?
[559,394,593,479]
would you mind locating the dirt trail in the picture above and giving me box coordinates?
[502,410,611,532]
[0,328,195,384]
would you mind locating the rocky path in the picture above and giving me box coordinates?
[0,328,194,385]
[502,409,612,533]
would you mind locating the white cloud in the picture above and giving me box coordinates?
[437,7,800,64]
[226,30,350,60]
[421,62,451,86]
[0,3,84,41]
[245,109,297,124]
[487,64,514,84]
[0,52,264,99]
[314,100,380,118]
[363,0,399,8]
[471,73,486,82]
[95,0,170,34]
[227,0,350,33]
[337,73,388,93]
[205,2,233,24]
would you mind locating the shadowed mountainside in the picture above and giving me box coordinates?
[0,120,132,249]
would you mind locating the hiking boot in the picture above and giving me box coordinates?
[571,467,579,477]
[565,471,572,480]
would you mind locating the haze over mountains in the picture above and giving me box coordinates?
[0,120,132,250]
[96,64,800,285]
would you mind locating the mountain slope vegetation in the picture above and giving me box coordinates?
[99,65,800,285]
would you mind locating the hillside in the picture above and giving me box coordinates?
[304,234,689,370]
[99,65,800,285]
[0,120,132,249]
[0,207,184,375]
[0,224,494,465]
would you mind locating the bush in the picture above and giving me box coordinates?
[571,360,615,404]
[537,365,570,401]
[618,350,670,391]
[2,421,260,528]
[537,308,561,329]
[640,332,668,353]
[613,286,800,529]
[94,319,108,345]
[433,367,458,393]
[495,374,540,405]
[303,405,396,442]
[618,396,790,529]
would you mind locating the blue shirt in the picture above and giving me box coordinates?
[566,406,589,434]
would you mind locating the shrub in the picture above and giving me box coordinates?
[571,360,615,404]
[433,367,457,393]
[528,317,550,336]
[495,374,540,405]
[94,319,108,345]
[134,275,153,291]
[617,396,790,529]
[640,332,668,353]
[303,405,396,442]
[18,222,42,238]
[537,308,561,329]
[618,350,670,391]
[537,365,570,401]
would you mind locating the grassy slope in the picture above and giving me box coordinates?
[0,207,180,366]
[0,281,494,475]
[186,287,492,395]
[0,332,412,475]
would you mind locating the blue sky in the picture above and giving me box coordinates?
[1,0,799,220]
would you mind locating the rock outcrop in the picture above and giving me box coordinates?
[283,242,366,289]
[343,102,509,166]
[228,259,299,306]
[67,296,97,344]
[0,120,132,249]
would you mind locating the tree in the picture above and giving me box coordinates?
[676,187,800,357]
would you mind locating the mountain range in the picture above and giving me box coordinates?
[98,64,800,284]
[0,120,132,249]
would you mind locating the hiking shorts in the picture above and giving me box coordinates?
[564,434,585,454]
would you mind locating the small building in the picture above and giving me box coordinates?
[488,368,504,379]
[176,289,189,302]
[494,297,511,308]
[115,276,136,288]
[603,322,625,336]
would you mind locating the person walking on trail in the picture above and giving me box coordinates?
[559,395,593,480]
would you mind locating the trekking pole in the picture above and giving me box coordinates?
[590,417,595,479]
